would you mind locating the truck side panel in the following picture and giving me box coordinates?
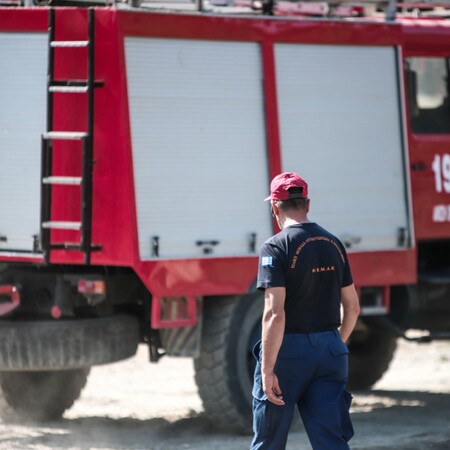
[0,9,418,297]
[125,37,272,260]
[0,32,47,253]
[276,44,411,251]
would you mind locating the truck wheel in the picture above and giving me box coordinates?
[0,314,140,370]
[0,314,139,421]
[347,330,397,390]
[194,294,263,434]
[0,368,90,422]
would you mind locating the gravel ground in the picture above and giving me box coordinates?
[0,338,449,449]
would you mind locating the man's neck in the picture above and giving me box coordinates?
[281,215,310,229]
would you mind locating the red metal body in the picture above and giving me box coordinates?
[0,285,20,316]
[403,21,450,241]
[4,8,450,302]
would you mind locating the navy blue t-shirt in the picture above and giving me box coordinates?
[257,222,353,333]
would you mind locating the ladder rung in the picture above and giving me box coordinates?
[43,176,82,185]
[49,243,83,250]
[51,41,89,48]
[49,243,102,251]
[43,131,88,140]
[49,86,89,94]
[42,221,82,230]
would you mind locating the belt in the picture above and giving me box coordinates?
[285,327,337,334]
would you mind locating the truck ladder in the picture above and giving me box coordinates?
[40,8,102,265]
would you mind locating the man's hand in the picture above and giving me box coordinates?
[262,371,285,406]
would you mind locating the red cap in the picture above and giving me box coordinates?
[264,172,309,202]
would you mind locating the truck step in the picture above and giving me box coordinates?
[49,86,89,93]
[50,40,89,48]
[43,131,88,140]
[42,221,82,230]
[42,176,82,185]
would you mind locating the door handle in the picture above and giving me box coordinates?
[411,162,428,171]
[340,234,361,249]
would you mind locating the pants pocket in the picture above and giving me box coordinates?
[252,397,276,440]
[328,339,349,357]
[252,357,277,441]
[341,390,354,442]
[252,340,262,360]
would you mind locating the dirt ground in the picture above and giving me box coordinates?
[0,338,449,450]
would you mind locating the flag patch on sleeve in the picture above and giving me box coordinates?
[261,256,273,267]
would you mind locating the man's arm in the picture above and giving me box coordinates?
[340,283,360,342]
[261,286,286,406]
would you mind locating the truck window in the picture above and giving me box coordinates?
[406,57,450,134]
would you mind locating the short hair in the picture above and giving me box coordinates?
[276,188,308,211]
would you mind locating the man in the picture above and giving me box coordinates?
[250,172,360,450]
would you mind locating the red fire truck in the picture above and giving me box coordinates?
[0,0,449,432]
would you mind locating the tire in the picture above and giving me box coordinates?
[194,294,263,434]
[0,368,90,422]
[0,314,140,370]
[347,330,397,391]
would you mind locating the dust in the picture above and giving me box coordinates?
[0,339,449,449]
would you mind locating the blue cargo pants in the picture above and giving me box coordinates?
[250,330,354,450]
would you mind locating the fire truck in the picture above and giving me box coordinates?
[0,0,450,432]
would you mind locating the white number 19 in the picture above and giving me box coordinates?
[432,154,450,193]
